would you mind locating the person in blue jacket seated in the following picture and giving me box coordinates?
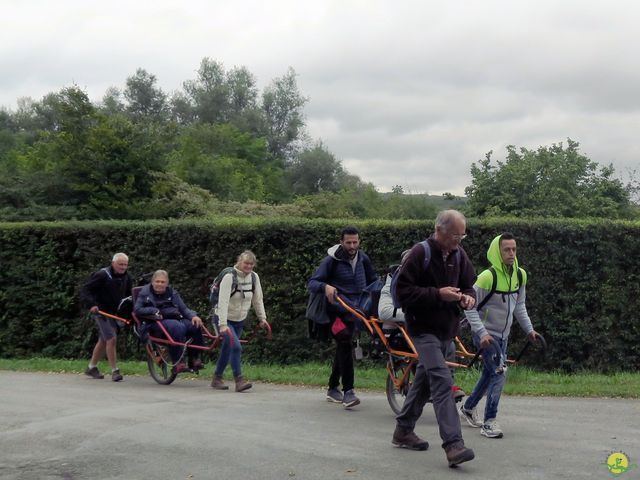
[134,269,205,373]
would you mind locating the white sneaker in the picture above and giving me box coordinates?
[458,404,482,428]
[481,419,504,438]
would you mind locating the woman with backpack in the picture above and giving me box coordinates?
[210,250,268,392]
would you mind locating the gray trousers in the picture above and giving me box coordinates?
[396,333,463,450]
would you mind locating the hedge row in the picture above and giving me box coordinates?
[1,217,639,371]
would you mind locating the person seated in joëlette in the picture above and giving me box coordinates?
[134,269,204,373]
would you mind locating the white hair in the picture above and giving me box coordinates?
[434,210,466,231]
[151,269,169,282]
[112,252,129,262]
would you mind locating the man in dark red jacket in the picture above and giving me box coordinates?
[391,210,477,468]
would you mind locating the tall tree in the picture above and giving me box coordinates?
[261,67,307,161]
[287,142,344,195]
[227,65,259,118]
[13,86,168,217]
[100,86,125,115]
[124,68,167,121]
[465,139,632,219]
[167,123,278,203]
[183,58,230,124]
[168,91,195,125]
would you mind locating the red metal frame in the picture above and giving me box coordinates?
[98,309,272,352]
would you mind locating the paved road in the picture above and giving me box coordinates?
[0,371,638,480]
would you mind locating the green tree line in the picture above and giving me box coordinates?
[0,58,637,221]
[0,60,449,221]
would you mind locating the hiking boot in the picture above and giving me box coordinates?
[481,419,504,438]
[172,362,189,374]
[392,426,429,451]
[211,375,229,390]
[452,385,465,402]
[235,376,253,392]
[111,369,123,382]
[84,367,104,379]
[326,388,343,403]
[446,443,475,468]
[458,403,482,428]
[342,389,360,408]
[189,358,204,371]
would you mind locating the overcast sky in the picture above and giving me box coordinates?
[2,1,638,195]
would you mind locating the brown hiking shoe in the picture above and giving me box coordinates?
[234,376,252,392]
[85,367,104,379]
[445,443,475,468]
[392,426,429,451]
[211,375,229,390]
[111,369,123,382]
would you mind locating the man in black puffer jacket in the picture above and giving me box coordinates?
[80,252,133,382]
[308,226,377,409]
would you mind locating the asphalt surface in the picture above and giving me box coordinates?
[0,371,638,480]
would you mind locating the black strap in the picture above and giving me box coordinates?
[476,267,523,311]
[230,270,257,297]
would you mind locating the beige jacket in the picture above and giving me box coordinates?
[215,268,266,327]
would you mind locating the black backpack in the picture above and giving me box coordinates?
[390,240,461,310]
[209,267,257,307]
[476,266,525,311]
[357,276,385,318]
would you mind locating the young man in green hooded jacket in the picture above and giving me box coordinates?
[458,233,540,439]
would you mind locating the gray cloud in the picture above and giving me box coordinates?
[2,0,638,195]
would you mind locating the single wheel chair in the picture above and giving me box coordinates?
[99,286,272,385]
[335,295,546,415]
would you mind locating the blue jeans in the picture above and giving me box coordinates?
[463,334,508,422]
[215,320,245,378]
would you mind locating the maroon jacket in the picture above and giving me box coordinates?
[396,236,476,340]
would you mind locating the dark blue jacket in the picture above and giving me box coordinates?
[133,284,197,321]
[308,244,377,307]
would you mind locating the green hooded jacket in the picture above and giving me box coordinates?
[464,234,534,340]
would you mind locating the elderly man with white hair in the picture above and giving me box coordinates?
[391,210,477,468]
[80,252,133,382]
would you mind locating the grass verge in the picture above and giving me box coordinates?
[1,357,638,398]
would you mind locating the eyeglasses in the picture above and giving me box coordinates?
[451,233,467,241]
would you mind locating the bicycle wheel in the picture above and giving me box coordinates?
[146,341,178,385]
[386,359,415,415]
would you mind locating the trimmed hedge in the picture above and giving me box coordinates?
[1,217,639,371]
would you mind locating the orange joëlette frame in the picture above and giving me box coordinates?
[333,295,469,369]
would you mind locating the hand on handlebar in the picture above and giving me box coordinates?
[191,316,203,328]
[258,319,269,329]
[527,330,541,344]
[325,284,337,304]
[90,306,99,313]
[479,334,495,350]
[219,325,230,333]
